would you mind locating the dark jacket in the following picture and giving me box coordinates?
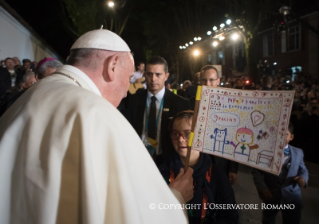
[125,88,191,162]
[0,67,12,96]
[160,153,238,224]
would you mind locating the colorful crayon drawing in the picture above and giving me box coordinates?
[191,86,294,175]
[230,127,259,162]
[210,128,230,154]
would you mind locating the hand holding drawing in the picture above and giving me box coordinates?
[169,167,194,203]
[294,176,306,187]
[228,172,237,185]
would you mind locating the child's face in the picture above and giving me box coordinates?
[171,118,200,162]
[285,130,294,146]
[236,132,253,144]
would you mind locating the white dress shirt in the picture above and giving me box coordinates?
[142,87,165,155]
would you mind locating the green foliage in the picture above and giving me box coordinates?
[63,0,98,35]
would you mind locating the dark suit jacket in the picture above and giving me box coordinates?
[125,89,191,162]
[252,145,309,209]
[0,67,12,96]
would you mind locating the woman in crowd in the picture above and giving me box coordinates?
[160,110,238,224]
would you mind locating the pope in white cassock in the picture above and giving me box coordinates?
[0,29,193,224]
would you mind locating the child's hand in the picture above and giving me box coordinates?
[294,176,306,187]
[259,188,272,201]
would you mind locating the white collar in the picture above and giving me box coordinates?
[60,65,101,96]
[147,87,165,102]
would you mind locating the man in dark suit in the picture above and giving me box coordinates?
[126,56,190,164]
[0,58,15,96]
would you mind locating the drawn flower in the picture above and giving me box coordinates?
[259,130,263,134]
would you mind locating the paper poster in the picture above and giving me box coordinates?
[191,86,294,175]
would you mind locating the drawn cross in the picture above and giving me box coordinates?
[241,144,247,154]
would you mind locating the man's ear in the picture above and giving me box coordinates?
[290,134,294,141]
[102,54,120,82]
[165,73,170,81]
[21,83,27,89]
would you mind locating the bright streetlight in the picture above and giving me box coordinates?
[226,19,231,25]
[107,1,114,7]
[179,46,183,49]
[212,41,218,47]
[194,37,198,41]
[207,31,212,35]
[213,26,217,31]
[231,33,239,40]
[189,41,193,45]
[220,23,225,28]
[193,49,200,56]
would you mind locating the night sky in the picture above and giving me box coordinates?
[5,0,147,62]
[5,0,319,64]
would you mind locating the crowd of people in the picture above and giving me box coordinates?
[0,28,313,224]
[0,57,63,115]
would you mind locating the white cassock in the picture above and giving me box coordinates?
[0,65,188,224]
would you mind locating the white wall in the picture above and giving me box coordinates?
[0,6,61,62]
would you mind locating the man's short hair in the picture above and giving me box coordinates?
[22,59,31,64]
[22,71,35,83]
[288,122,294,134]
[146,56,168,73]
[67,48,126,70]
[200,65,219,78]
[37,59,63,76]
[183,80,191,86]
[137,61,144,66]
[4,57,13,64]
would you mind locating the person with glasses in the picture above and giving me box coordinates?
[189,65,239,185]
[160,110,238,224]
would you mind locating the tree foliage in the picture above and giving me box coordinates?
[61,0,133,36]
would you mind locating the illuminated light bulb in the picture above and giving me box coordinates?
[231,33,239,40]
[193,50,200,56]
[108,1,114,7]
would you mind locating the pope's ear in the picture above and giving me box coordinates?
[102,54,120,82]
